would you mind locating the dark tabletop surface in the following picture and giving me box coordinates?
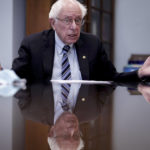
[0,81,150,150]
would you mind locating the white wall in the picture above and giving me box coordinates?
[113,1,150,149]
[114,0,150,72]
[0,0,14,149]
[0,0,25,68]
[0,0,13,68]
[13,0,26,58]
[0,0,25,150]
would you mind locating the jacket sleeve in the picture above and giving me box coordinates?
[12,37,32,81]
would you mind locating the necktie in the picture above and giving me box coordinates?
[61,45,71,111]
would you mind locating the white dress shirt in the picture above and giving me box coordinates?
[51,32,82,124]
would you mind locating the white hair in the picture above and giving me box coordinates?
[49,0,87,19]
[47,136,84,150]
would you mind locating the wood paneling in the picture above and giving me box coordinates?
[26,0,52,35]
[25,120,50,150]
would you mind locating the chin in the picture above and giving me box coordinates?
[68,40,78,44]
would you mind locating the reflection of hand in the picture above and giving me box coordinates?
[138,56,150,78]
[138,84,150,104]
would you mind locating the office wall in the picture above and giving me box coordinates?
[0,0,13,68]
[0,1,25,150]
[113,1,150,149]
[114,0,150,72]
[13,0,26,58]
[0,0,25,68]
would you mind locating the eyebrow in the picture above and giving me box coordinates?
[63,15,82,18]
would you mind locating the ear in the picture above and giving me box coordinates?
[49,18,56,30]
[48,126,55,137]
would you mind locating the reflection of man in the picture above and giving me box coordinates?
[16,82,114,125]
[10,0,150,82]
[48,112,84,150]
[16,82,114,149]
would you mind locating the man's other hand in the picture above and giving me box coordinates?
[138,56,150,78]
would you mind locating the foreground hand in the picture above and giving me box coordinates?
[138,84,150,104]
[138,56,150,78]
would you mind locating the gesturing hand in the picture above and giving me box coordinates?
[138,56,150,78]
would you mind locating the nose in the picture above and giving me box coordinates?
[68,125,79,137]
[70,20,77,30]
[70,128,76,137]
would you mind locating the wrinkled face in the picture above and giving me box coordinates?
[50,3,82,45]
[54,112,79,137]
[50,112,80,149]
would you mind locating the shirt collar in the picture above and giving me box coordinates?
[55,32,73,54]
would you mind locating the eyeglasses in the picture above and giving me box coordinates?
[56,17,84,26]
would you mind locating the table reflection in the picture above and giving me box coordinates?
[15,82,115,150]
[1,80,150,150]
[138,83,150,104]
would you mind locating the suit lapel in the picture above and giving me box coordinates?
[42,30,89,80]
[75,38,89,80]
[42,30,55,79]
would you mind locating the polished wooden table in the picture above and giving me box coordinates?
[0,81,150,150]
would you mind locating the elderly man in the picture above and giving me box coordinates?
[48,111,84,150]
[11,0,150,82]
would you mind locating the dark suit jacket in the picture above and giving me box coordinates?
[12,29,140,82]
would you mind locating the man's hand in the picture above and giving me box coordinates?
[138,56,150,78]
[138,84,150,104]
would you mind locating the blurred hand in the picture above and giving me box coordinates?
[138,84,150,104]
[138,56,150,78]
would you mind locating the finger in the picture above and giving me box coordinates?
[143,56,150,66]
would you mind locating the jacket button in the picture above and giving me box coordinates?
[81,98,86,102]
[82,56,86,59]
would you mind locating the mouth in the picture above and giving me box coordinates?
[65,113,78,122]
[68,34,78,38]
